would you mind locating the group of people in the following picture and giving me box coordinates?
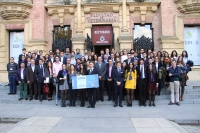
[7,47,192,108]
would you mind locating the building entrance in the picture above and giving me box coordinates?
[94,45,111,55]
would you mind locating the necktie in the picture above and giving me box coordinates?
[129,70,132,80]
[99,63,101,69]
[90,69,92,74]
[118,68,120,74]
[140,65,144,79]
[150,72,154,82]
[109,66,112,77]
[40,65,44,77]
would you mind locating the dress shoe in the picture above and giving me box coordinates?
[113,104,117,107]
[149,103,151,107]
[175,102,180,106]
[18,98,23,101]
[152,103,156,107]
[108,98,111,101]
[67,103,72,106]
[119,104,123,107]
[25,98,28,100]
[39,99,42,102]
[73,104,76,107]
[87,105,92,108]
[92,105,95,108]
[139,104,142,107]
[29,98,33,101]
[34,98,38,100]
[168,102,174,105]
[8,92,13,95]
[143,103,146,107]
[130,103,132,107]
[12,92,16,95]
[100,99,104,102]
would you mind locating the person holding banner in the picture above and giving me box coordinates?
[113,61,125,107]
[58,64,69,107]
[68,64,77,107]
[78,63,87,107]
[87,61,98,108]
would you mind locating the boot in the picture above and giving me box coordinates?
[149,101,151,107]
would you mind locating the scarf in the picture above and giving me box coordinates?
[62,70,66,76]
[150,72,154,82]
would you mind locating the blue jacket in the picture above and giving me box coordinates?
[168,66,181,82]
[16,68,27,83]
[112,67,125,84]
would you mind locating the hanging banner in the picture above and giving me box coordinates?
[92,25,113,45]
[184,27,200,65]
[10,32,24,64]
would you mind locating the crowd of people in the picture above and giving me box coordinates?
[7,47,192,108]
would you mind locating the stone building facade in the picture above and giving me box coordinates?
[0,0,200,82]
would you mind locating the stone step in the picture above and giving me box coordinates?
[1,99,200,105]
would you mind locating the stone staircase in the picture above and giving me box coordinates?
[0,81,200,106]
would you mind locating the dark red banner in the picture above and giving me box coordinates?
[92,26,112,45]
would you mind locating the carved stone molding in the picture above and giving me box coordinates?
[128,1,160,24]
[174,0,200,14]
[44,5,75,26]
[0,0,32,20]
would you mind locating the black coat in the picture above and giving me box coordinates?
[57,70,67,85]
[35,65,46,83]
[136,64,148,82]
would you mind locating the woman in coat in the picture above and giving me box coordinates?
[57,64,69,107]
[125,62,137,107]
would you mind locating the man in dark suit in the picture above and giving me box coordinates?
[137,58,148,106]
[106,59,116,101]
[94,56,107,101]
[138,48,144,59]
[124,53,134,65]
[35,59,46,101]
[18,48,28,66]
[60,51,67,64]
[112,61,125,107]
[143,52,149,66]
[26,59,37,100]
[87,61,98,108]
[32,53,39,65]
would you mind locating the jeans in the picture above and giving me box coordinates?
[8,75,17,93]
[19,80,28,98]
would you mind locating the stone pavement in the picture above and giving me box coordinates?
[0,103,200,133]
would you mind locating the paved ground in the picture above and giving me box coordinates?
[0,103,200,133]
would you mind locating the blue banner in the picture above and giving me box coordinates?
[72,74,99,89]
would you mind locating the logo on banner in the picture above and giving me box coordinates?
[100,35,105,42]
[14,35,23,42]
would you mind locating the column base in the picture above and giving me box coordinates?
[118,33,133,51]
[71,34,85,54]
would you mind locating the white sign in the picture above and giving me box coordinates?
[76,76,86,89]
[184,27,200,65]
[10,32,24,64]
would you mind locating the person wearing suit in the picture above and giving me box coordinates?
[138,48,144,59]
[137,58,148,106]
[26,59,37,100]
[18,48,28,66]
[35,59,46,101]
[106,59,116,101]
[87,61,98,108]
[94,56,107,101]
[60,51,67,64]
[18,55,27,68]
[48,52,55,63]
[112,61,125,107]
[16,62,28,100]
[75,58,81,72]
[124,53,134,65]
[31,53,39,65]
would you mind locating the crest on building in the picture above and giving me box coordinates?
[100,35,105,42]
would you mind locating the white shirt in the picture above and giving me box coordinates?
[121,55,127,63]
[70,57,76,65]
[21,69,24,79]
[31,65,35,72]
[61,57,63,63]
[84,54,88,61]
[140,65,145,78]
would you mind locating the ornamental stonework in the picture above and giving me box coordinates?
[0,0,32,20]
[174,0,200,14]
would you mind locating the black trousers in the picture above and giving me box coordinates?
[138,79,147,105]
[97,80,105,100]
[69,83,77,105]
[114,83,123,105]
[29,81,37,99]
[88,88,96,106]
[107,80,114,100]
[37,82,44,100]
[48,83,53,98]
[80,89,86,105]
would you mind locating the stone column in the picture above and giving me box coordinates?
[72,0,85,54]
[118,0,133,50]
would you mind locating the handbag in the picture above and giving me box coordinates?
[186,75,189,80]
[43,83,50,94]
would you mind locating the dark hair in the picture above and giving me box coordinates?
[157,51,163,57]
[22,48,26,50]
[140,58,144,61]
[80,63,86,74]
[89,61,94,64]
[182,50,188,57]
[38,59,43,62]
[171,50,178,58]
[148,64,156,74]
[71,51,75,54]
[47,61,53,70]
[127,62,135,73]
[55,55,60,59]
[20,62,25,65]
[39,50,43,53]
[68,64,76,74]
[177,56,185,66]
